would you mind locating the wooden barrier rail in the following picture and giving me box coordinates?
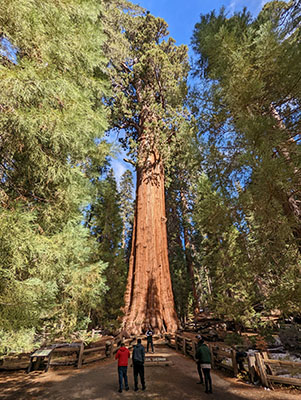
[165,333,301,388]
[258,352,301,388]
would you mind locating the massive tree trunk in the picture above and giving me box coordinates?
[122,138,179,334]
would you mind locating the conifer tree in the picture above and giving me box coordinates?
[190,0,301,323]
[119,169,134,253]
[191,1,301,251]
[104,4,190,333]
[85,169,127,330]
[0,0,109,352]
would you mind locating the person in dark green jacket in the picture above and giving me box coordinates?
[195,338,213,394]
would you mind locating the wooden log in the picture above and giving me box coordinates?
[83,346,106,354]
[77,343,84,369]
[231,349,238,377]
[265,359,301,367]
[255,353,269,388]
[266,375,301,387]
[1,356,30,371]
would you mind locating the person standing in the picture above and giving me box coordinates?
[132,338,146,391]
[196,338,213,394]
[146,327,154,353]
[115,342,130,393]
[195,335,204,384]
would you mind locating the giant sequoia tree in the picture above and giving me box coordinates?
[106,8,189,333]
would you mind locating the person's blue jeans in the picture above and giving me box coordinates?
[147,339,154,352]
[118,366,128,390]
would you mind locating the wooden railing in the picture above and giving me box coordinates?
[256,352,301,388]
[165,333,301,388]
[49,335,138,369]
[3,331,301,388]
[2,334,146,372]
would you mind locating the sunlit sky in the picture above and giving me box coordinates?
[111,0,270,183]
[136,0,269,46]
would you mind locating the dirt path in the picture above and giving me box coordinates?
[0,347,299,400]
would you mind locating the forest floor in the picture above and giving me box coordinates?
[0,346,299,400]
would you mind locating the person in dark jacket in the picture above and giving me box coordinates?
[132,338,146,391]
[146,327,154,353]
[115,342,130,393]
[195,335,204,384]
[195,338,213,394]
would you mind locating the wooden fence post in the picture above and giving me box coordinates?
[247,354,256,384]
[262,351,273,376]
[183,338,186,355]
[77,343,84,369]
[231,349,238,377]
[255,352,269,388]
[175,335,179,351]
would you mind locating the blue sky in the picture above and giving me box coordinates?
[111,0,270,184]
[135,0,269,46]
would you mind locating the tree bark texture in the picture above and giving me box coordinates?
[123,143,179,334]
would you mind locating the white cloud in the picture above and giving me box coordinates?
[112,159,127,185]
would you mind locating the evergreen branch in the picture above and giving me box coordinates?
[123,157,136,166]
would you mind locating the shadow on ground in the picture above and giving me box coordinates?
[0,347,298,400]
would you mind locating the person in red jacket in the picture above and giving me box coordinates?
[115,342,130,393]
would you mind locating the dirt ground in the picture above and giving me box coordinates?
[0,346,299,400]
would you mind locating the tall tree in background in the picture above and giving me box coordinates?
[105,5,189,333]
[119,169,134,256]
[0,0,109,352]
[190,0,301,323]
[86,169,127,330]
[166,148,201,321]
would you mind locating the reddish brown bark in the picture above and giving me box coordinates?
[122,143,179,334]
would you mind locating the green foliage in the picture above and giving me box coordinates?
[0,0,110,353]
[224,332,244,347]
[104,4,190,166]
[119,169,134,254]
[190,1,301,327]
[0,328,37,356]
[85,169,127,330]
